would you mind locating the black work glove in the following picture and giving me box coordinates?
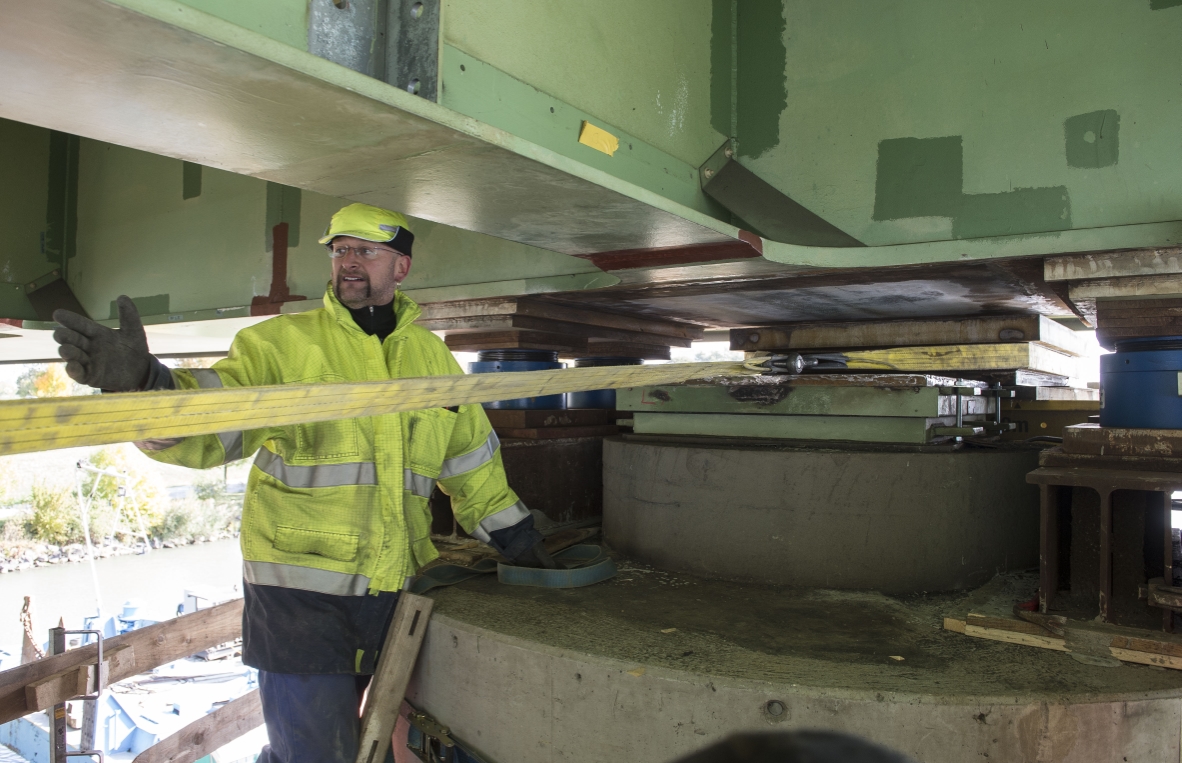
[52,295,168,392]
[511,540,560,569]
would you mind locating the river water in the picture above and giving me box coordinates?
[0,539,243,654]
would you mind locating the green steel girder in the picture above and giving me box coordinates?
[0,0,738,257]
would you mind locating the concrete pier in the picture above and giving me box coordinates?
[406,571,1182,763]
[603,436,1041,593]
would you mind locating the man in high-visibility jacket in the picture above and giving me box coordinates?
[51,203,555,763]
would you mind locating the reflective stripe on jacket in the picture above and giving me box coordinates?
[140,286,526,595]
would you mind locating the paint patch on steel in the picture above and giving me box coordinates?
[873,136,1072,239]
[1065,110,1120,169]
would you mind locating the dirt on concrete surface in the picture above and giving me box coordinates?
[429,559,1182,702]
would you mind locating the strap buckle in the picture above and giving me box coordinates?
[743,352,850,375]
[407,710,457,763]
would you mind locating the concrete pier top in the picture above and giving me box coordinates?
[408,569,1182,763]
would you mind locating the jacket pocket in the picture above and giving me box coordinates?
[288,374,362,462]
[294,420,361,461]
[405,407,458,475]
[273,525,359,562]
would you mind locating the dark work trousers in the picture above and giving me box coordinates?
[256,671,398,763]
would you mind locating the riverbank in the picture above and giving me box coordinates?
[0,538,243,653]
[0,532,239,574]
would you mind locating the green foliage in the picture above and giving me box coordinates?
[152,497,239,541]
[83,447,163,538]
[26,482,79,545]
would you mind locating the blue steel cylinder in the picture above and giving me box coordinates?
[1100,336,1182,428]
[468,349,565,410]
[566,357,643,409]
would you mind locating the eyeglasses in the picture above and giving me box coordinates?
[328,244,402,260]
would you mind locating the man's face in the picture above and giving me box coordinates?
[330,235,412,308]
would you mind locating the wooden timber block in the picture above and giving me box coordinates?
[420,313,692,348]
[732,315,1085,356]
[484,409,617,429]
[974,369,1071,388]
[417,297,703,341]
[999,400,1099,441]
[946,612,1182,670]
[1096,297,1182,348]
[844,343,1081,378]
[24,644,134,710]
[1007,386,1099,401]
[565,341,671,360]
[1063,424,1182,457]
[1045,247,1182,282]
[1039,446,1182,474]
[444,330,587,354]
[497,424,620,440]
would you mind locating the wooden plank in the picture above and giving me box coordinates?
[419,314,693,348]
[1147,581,1182,611]
[568,341,671,361]
[417,298,704,341]
[355,594,433,763]
[844,343,1080,378]
[943,617,966,634]
[497,424,619,440]
[1109,647,1182,670]
[1063,424,1182,458]
[24,644,134,710]
[1006,388,1099,402]
[732,316,1085,356]
[963,624,1069,651]
[1069,274,1182,300]
[484,409,617,429]
[0,599,243,725]
[966,613,1055,638]
[444,331,587,354]
[1045,248,1182,282]
[132,689,262,763]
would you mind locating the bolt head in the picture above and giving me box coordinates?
[724,147,734,158]
[765,700,785,717]
[703,168,715,179]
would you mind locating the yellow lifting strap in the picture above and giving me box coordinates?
[0,361,755,457]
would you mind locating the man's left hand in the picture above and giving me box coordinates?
[511,540,559,569]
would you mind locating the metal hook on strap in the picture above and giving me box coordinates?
[742,352,850,375]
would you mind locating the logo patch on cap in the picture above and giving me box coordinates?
[379,224,400,234]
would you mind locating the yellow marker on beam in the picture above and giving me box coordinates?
[578,121,619,156]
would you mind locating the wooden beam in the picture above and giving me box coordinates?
[1045,248,1182,282]
[420,314,693,348]
[132,689,262,763]
[443,331,587,354]
[355,594,433,763]
[24,644,134,710]
[732,315,1084,357]
[844,343,1080,377]
[1063,425,1182,458]
[0,599,243,725]
[1069,274,1182,300]
[947,612,1182,669]
[417,298,704,341]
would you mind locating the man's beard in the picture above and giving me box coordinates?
[336,273,370,305]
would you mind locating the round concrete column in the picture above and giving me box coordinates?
[603,437,1040,593]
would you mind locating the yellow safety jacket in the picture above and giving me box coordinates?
[141,287,526,596]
